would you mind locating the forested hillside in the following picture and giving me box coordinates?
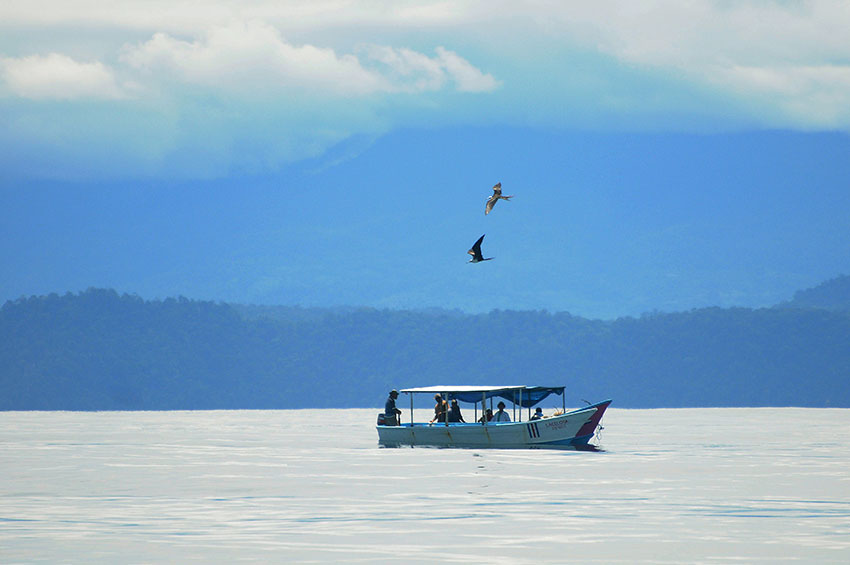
[781,275,850,312]
[2,287,849,410]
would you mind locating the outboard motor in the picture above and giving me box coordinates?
[377,413,399,426]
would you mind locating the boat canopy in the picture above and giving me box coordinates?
[399,385,565,408]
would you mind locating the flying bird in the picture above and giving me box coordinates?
[467,234,493,263]
[484,182,513,215]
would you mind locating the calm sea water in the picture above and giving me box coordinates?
[1,408,849,564]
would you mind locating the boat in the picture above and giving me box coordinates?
[377,385,611,448]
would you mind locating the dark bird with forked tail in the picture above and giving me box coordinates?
[467,234,493,263]
[484,182,513,215]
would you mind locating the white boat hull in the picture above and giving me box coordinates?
[377,400,610,448]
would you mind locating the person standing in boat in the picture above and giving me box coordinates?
[478,408,493,423]
[429,394,447,424]
[492,401,511,422]
[384,389,402,426]
[447,399,465,423]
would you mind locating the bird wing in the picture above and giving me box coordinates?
[485,183,502,214]
[468,234,485,259]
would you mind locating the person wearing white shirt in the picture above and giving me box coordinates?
[492,401,511,422]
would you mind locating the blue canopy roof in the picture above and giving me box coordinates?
[500,386,565,408]
[399,385,565,408]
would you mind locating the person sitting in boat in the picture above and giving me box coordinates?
[384,389,402,426]
[530,407,544,420]
[492,401,511,422]
[478,409,493,423]
[429,394,447,424]
[447,399,465,423]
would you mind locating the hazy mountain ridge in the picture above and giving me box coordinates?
[2,282,849,410]
[778,274,850,312]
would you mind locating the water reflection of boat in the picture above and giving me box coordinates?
[377,385,611,448]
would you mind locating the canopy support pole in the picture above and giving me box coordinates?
[518,389,522,422]
[481,392,486,424]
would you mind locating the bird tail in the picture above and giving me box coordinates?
[502,195,514,200]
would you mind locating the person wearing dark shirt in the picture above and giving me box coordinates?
[447,399,465,423]
[530,407,544,420]
[384,389,402,425]
[478,408,493,423]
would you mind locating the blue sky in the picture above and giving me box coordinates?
[2,1,849,318]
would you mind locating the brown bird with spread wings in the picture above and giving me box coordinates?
[484,182,514,215]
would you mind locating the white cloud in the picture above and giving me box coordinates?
[0,17,500,178]
[434,46,500,92]
[0,53,125,100]
[539,1,850,128]
[2,1,850,179]
[0,1,467,33]
[3,2,848,125]
[119,21,498,98]
[122,21,388,97]
[0,22,501,179]
[363,44,500,93]
[365,45,447,92]
[712,64,850,128]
